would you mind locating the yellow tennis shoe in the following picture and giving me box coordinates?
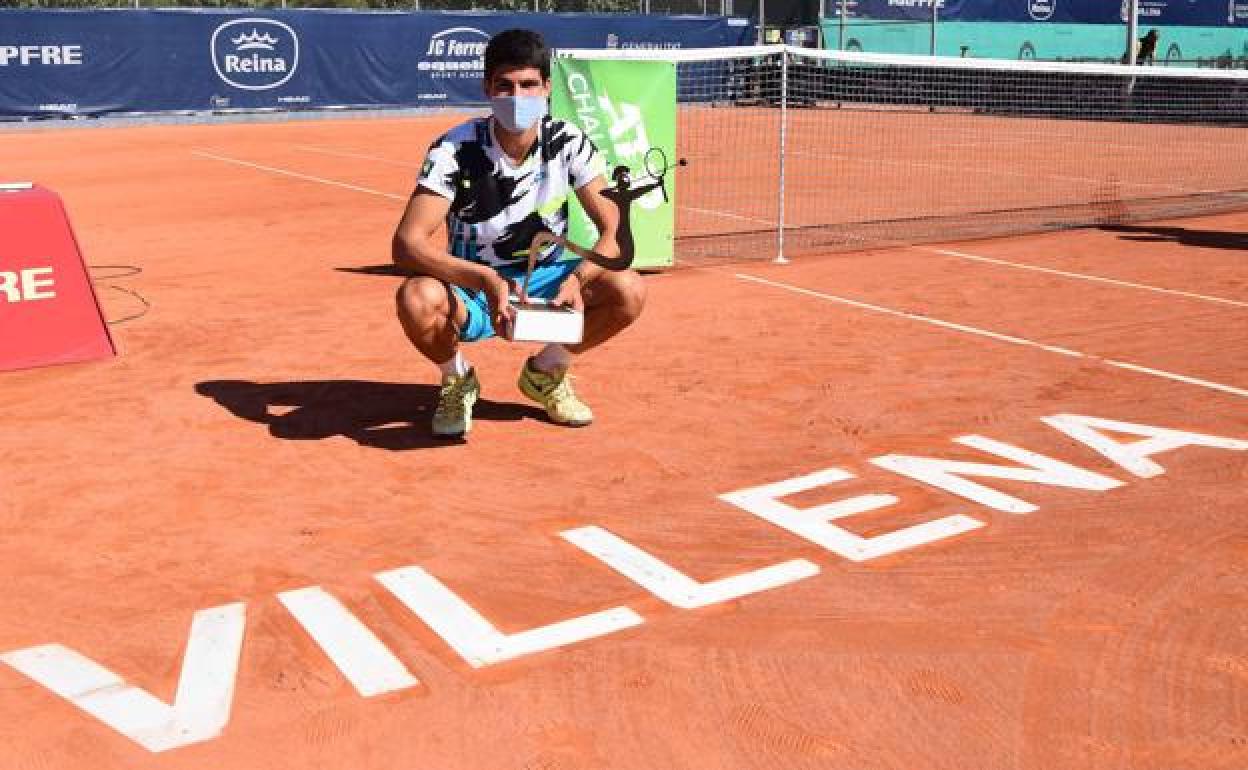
[517,358,593,427]
[432,368,480,438]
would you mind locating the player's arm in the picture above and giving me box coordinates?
[569,175,620,289]
[393,190,486,286]
[392,190,516,331]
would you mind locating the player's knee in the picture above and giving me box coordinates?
[612,270,646,323]
[396,276,449,324]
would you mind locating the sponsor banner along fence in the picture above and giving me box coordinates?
[0,10,751,118]
[822,18,1248,62]
[825,0,1248,26]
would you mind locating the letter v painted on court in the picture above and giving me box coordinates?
[0,603,245,753]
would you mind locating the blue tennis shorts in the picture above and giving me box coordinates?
[453,259,580,343]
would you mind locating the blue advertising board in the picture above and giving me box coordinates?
[827,0,1248,26]
[0,10,752,118]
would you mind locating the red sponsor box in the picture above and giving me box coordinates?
[0,183,115,372]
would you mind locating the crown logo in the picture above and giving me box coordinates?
[231,30,279,51]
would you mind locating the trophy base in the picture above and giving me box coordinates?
[507,298,584,344]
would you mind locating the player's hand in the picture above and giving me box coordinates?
[483,272,517,339]
[552,272,585,313]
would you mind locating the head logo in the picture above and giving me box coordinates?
[1028,0,1055,21]
[211,18,299,91]
[419,27,488,80]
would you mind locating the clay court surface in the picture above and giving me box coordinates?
[1,115,1247,769]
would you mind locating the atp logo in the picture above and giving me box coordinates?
[565,75,664,209]
[211,18,299,91]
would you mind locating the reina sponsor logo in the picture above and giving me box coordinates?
[418,27,488,79]
[211,18,299,91]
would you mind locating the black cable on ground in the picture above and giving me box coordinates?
[88,265,151,325]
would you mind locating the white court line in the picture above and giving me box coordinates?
[293,143,420,169]
[923,247,1248,309]
[679,204,776,227]
[192,149,407,200]
[735,272,1248,399]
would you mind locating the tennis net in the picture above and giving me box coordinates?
[555,45,1248,265]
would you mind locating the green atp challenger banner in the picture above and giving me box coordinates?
[551,57,676,269]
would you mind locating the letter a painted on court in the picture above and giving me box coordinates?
[0,604,245,753]
[0,184,114,372]
[1042,414,1248,479]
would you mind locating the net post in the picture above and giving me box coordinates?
[774,48,790,265]
[1125,0,1139,66]
[838,0,847,50]
[930,0,938,56]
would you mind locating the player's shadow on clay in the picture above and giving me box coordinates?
[1100,224,1248,251]
[194,380,544,450]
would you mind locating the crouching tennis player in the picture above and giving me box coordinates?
[392,28,646,439]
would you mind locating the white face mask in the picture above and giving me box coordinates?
[490,95,547,133]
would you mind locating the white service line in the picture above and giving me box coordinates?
[293,144,419,169]
[924,247,1248,309]
[735,272,1248,399]
[679,204,777,227]
[192,149,407,200]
